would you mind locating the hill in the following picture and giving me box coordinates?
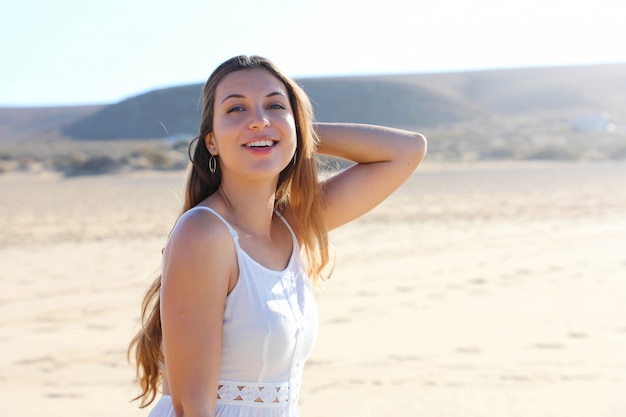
[61,84,204,140]
[0,105,104,142]
[55,63,626,140]
[1,63,624,142]
[1,63,625,173]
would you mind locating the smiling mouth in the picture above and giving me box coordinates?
[244,139,276,148]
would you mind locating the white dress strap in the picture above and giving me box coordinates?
[274,211,298,247]
[184,206,239,240]
[182,207,299,255]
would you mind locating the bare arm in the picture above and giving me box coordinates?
[160,212,235,417]
[315,122,427,230]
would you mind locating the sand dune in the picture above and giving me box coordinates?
[1,161,625,416]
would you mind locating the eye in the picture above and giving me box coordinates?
[226,105,245,114]
[268,102,286,110]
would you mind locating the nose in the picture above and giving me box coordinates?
[249,106,270,129]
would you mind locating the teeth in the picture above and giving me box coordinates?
[246,140,274,148]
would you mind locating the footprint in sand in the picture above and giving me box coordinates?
[387,354,421,362]
[455,346,482,354]
[326,317,350,324]
[45,392,85,399]
[532,343,566,350]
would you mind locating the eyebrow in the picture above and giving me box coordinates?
[220,90,287,104]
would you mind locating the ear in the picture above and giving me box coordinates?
[204,133,218,155]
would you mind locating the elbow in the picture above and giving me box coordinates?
[408,132,427,168]
[415,132,427,155]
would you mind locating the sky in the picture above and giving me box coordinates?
[1,0,625,107]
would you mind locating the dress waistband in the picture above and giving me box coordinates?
[217,380,291,407]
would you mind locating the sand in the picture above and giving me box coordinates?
[1,161,625,417]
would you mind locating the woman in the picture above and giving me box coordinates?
[129,55,427,417]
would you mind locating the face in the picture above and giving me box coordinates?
[207,68,297,183]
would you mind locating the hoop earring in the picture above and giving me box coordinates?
[208,154,217,174]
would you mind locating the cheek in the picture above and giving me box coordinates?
[212,117,236,134]
[283,114,297,139]
[210,119,240,149]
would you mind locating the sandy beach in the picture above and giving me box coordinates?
[1,160,625,416]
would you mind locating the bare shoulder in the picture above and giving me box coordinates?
[162,207,237,291]
[167,208,234,254]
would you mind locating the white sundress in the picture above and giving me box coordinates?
[147,206,319,417]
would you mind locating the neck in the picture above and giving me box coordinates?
[216,176,278,238]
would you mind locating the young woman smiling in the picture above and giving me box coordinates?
[129,55,427,417]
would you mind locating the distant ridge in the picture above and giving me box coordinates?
[0,105,104,142]
[1,63,625,142]
[61,84,204,140]
[297,77,482,128]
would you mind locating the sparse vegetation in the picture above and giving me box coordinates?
[610,146,626,160]
[125,147,187,171]
[526,146,583,161]
[0,137,190,176]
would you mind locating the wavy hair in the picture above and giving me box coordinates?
[128,55,329,408]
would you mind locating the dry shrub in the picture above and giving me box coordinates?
[526,146,583,161]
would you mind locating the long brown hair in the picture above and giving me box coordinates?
[128,55,329,408]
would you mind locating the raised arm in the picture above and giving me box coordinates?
[315,122,427,230]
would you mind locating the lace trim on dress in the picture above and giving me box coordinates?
[217,381,290,406]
